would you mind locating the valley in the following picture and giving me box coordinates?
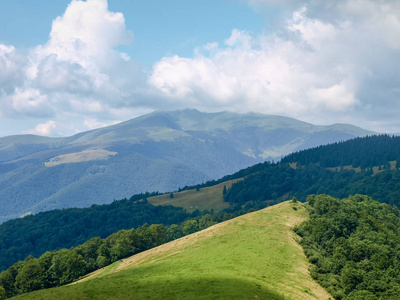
[1,126,400,300]
[0,109,373,224]
[2,1,399,299]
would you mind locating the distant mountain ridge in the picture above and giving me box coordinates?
[0,109,373,223]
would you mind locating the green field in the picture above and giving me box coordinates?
[148,179,239,212]
[13,202,331,300]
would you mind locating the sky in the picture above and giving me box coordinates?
[0,0,399,137]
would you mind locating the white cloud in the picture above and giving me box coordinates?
[30,0,137,97]
[1,0,400,136]
[70,98,104,113]
[7,88,53,117]
[307,83,357,112]
[25,120,57,136]
[149,24,359,121]
[83,118,120,130]
[39,0,132,68]
[0,0,147,136]
[150,55,240,104]
[0,45,17,78]
[35,55,92,93]
[288,7,337,49]
[0,45,24,93]
[149,0,400,127]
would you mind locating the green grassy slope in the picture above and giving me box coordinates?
[148,179,239,212]
[13,202,331,300]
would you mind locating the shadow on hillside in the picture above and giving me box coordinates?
[16,275,286,300]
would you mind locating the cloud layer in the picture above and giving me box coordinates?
[0,0,400,136]
[150,1,400,131]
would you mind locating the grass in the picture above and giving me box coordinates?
[147,179,240,213]
[13,201,332,300]
[44,149,117,167]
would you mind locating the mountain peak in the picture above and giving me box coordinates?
[0,109,375,223]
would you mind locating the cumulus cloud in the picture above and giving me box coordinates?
[45,0,132,65]
[0,45,24,93]
[4,88,54,117]
[149,25,359,121]
[1,0,400,136]
[25,120,58,136]
[29,0,143,100]
[0,0,148,136]
[149,0,400,129]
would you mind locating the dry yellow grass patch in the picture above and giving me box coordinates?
[45,149,117,167]
[148,178,240,212]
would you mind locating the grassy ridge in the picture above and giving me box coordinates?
[13,202,331,299]
[0,178,234,272]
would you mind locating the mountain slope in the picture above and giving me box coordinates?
[12,201,332,300]
[225,135,400,210]
[2,135,398,272]
[0,109,373,223]
[0,178,236,271]
[297,194,400,299]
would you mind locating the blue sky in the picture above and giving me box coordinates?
[0,0,400,137]
[0,1,267,68]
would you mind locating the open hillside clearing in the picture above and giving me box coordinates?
[13,201,331,300]
[148,179,240,213]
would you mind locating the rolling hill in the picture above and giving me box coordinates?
[2,134,400,273]
[11,201,332,300]
[0,178,237,271]
[3,135,400,299]
[0,109,373,223]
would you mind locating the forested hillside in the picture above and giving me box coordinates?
[1,109,371,223]
[0,163,264,272]
[0,210,244,299]
[0,194,193,272]
[2,201,332,300]
[1,134,399,273]
[281,134,400,168]
[225,164,400,209]
[295,194,400,299]
[2,134,400,299]
[225,135,400,210]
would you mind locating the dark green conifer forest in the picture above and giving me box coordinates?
[225,135,400,209]
[281,134,400,168]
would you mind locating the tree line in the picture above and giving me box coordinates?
[224,135,400,212]
[0,193,194,272]
[3,134,400,273]
[0,160,274,272]
[295,194,400,299]
[0,209,245,299]
[2,134,400,297]
[224,164,400,210]
[281,134,400,169]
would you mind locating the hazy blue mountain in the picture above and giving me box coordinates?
[0,109,373,223]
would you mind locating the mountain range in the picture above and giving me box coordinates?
[2,134,400,299]
[0,109,373,223]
